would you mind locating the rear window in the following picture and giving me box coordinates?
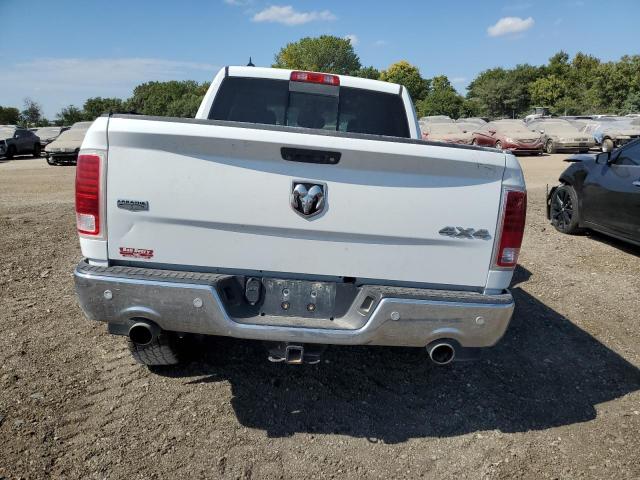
[208,76,410,138]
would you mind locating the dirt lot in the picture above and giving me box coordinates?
[1,154,639,479]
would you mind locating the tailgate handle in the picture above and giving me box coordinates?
[281,147,341,165]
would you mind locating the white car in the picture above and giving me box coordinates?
[73,66,526,367]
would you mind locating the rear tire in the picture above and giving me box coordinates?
[545,139,556,154]
[32,143,41,157]
[5,146,15,159]
[550,184,582,234]
[128,333,182,366]
[601,138,614,152]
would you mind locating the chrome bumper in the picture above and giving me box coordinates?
[74,261,515,348]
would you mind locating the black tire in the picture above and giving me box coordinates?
[128,333,182,366]
[5,146,15,159]
[601,138,614,153]
[495,140,502,150]
[550,184,582,234]
[46,156,56,166]
[545,139,556,154]
[579,148,590,154]
[32,143,41,157]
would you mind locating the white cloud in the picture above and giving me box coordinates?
[224,0,252,5]
[487,16,534,37]
[252,5,336,26]
[373,40,388,46]
[0,58,218,118]
[344,34,359,46]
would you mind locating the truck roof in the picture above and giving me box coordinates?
[227,66,402,95]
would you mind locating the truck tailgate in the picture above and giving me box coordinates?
[105,117,506,288]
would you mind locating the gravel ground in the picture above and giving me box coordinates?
[1,154,639,479]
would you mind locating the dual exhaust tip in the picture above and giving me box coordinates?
[128,320,159,346]
[427,341,456,365]
[128,321,457,366]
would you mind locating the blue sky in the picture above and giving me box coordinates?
[1,0,638,118]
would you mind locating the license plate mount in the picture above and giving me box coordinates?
[261,278,336,318]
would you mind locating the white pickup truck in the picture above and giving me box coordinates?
[74,66,526,367]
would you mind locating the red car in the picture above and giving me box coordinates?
[472,120,544,155]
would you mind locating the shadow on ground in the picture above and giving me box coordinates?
[585,230,640,256]
[153,266,640,443]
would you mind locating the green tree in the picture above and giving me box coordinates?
[20,98,43,127]
[56,105,85,126]
[529,75,567,113]
[273,35,361,75]
[0,106,20,125]
[125,80,209,117]
[353,66,380,80]
[83,97,125,120]
[379,61,429,101]
[416,75,464,118]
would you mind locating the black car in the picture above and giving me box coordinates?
[547,139,640,246]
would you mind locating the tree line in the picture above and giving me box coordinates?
[2,36,639,127]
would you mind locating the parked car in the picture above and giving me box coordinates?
[421,122,473,144]
[527,118,595,153]
[44,121,92,165]
[73,66,526,368]
[419,115,453,125]
[472,119,544,155]
[456,117,487,127]
[547,139,640,246]
[0,126,42,159]
[578,117,640,152]
[34,126,69,148]
[524,106,551,123]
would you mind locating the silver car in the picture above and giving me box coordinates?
[527,118,595,153]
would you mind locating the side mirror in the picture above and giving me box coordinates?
[596,151,611,164]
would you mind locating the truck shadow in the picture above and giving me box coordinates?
[155,267,640,443]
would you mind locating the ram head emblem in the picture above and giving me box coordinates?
[291,182,326,218]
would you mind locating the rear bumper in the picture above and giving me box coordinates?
[74,260,515,348]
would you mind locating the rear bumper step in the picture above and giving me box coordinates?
[74,260,514,348]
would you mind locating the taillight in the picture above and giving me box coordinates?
[494,189,527,268]
[76,153,102,236]
[290,70,340,86]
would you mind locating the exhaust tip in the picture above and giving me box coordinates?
[128,321,158,346]
[428,342,456,365]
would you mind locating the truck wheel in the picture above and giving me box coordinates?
[128,333,182,366]
[550,184,582,234]
[32,143,41,157]
[601,138,614,152]
[5,146,15,159]
[545,139,556,154]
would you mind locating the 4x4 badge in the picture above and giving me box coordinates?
[439,226,491,240]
